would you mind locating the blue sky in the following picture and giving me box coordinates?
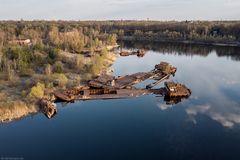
[0,0,239,20]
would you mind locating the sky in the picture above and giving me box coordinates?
[0,0,240,20]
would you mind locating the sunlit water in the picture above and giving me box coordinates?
[1,42,240,160]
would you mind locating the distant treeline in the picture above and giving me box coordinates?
[1,20,240,49]
[97,21,240,46]
[120,41,240,61]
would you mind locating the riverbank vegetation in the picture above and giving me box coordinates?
[0,21,118,122]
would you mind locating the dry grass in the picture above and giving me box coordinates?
[0,89,38,123]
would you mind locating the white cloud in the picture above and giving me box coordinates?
[186,103,240,128]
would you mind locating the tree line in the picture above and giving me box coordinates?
[98,21,240,44]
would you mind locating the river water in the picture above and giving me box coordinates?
[1,42,240,160]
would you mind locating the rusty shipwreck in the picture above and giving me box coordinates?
[40,62,191,118]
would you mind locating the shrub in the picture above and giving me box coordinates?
[100,48,108,57]
[107,34,117,45]
[53,61,64,73]
[72,55,84,72]
[45,64,52,75]
[5,62,15,81]
[19,68,35,77]
[51,73,68,87]
[46,47,60,64]
[27,82,45,99]
[33,52,45,65]
[45,82,54,89]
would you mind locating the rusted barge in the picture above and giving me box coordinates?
[120,49,146,57]
[54,87,167,102]
[53,61,180,103]
[40,62,191,118]
[89,62,177,89]
[164,81,191,97]
[53,81,191,103]
[40,96,57,118]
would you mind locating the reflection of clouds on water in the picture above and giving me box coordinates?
[156,66,240,128]
[117,47,240,129]
[186,102,240,128]
[156,94,240,128]
[157,103,173,110]
[221,77,240,85]
[186,104,210,115]
[211,112,240,128]
[178,53,240,128]
[185,68,240,128]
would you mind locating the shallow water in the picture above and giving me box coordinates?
[1,42,240,160]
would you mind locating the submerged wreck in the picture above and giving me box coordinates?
[40,62,191,118]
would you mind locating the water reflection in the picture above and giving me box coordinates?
[115,41,240,129]
[119,41,240,61]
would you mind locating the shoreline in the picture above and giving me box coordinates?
[0,45,119,123]
[119,36,240,47]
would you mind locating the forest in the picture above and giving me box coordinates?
[99,21,240,45]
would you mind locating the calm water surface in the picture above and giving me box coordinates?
[1,42,240,160]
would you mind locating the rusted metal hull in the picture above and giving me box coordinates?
[89,72,155,89]
[89,62,177,90]
[164,82,191,97]
[76,89,151,100]
[54,91,75,102]
[40,98,57,118]
[120,49,145,57]
[54,87,167,101]
[39,62,191,119]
